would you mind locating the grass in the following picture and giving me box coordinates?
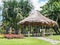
[0,34,4,38]
[46,35,60,45]
[0,34,60,45]
[0,37,52,45]
[47,35,60,41]
[57,43,60,45]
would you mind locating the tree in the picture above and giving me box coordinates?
[40,0,60,27]
[2,0,32,34]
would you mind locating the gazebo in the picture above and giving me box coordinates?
[18,10,57,26]
[18,10,57,36]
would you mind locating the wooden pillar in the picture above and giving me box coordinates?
[42,29,45,37]
[42,26,45,37]
[34,25,38,36]
[28,24,31,37]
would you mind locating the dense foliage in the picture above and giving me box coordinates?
[2,0,32,34]
[41,0,60,26]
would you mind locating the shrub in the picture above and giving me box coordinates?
[13,34,24,38]
[4,34,13,39]
[4,34,24,39]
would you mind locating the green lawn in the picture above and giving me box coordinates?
[46,35,60,45]
[57,43,60,45]
[0,34,60,45]
[47,35,60,40]
[0,37,52,45]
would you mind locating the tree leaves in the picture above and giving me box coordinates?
[41,0,60,26]
[2,0,32,31]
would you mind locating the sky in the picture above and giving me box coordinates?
[30,0,48,10]
[0,0,48,10]
[0,0,48,22]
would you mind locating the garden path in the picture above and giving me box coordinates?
[34,37,60,44]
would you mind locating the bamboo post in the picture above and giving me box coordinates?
[42,29,45,37]
[42,26,45,37]
[28,24,31,37]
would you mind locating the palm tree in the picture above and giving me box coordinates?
[40,0,60,34]
[2,0,32,34]
[41,0,60,24]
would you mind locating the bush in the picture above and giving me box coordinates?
[4,34,24,39]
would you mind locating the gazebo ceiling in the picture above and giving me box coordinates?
[18,10,57,27]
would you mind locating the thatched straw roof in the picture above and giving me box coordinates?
[18,10,57,27]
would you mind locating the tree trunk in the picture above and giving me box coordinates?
[5,27,9,34]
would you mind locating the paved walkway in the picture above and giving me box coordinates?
[34,37,60,44]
